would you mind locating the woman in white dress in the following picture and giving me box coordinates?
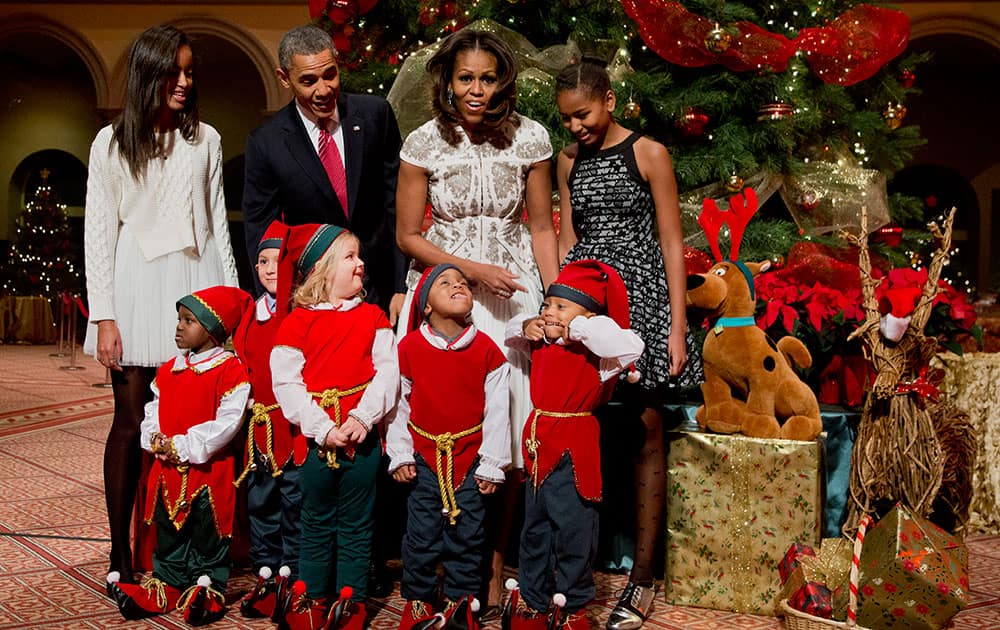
[83,24,238,586]
[395,28,559,613]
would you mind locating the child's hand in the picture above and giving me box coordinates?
[522,317,546,341]
[392,464,417,483]
[340,417,369,444]
[476,478,499,495]
[323,427,349,449]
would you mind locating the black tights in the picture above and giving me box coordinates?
[630,406,664,584]
[104,365,155,581]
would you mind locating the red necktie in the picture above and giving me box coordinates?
[318,122,349,218]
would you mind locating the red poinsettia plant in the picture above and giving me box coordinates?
[752,241,981,408]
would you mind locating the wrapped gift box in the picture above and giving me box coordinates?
[777,538,853,620]
[857,503,969,629]
[664,431,822,615]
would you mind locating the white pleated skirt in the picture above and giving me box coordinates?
[396,281,542,470]
[84,224,232,368]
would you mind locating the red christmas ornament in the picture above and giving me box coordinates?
[684,246,714,276]
[872,223,903,248]
[676,106,709,137]
[388,52,401,65]
[900,68,916,88]
[419,7,435,25]
[442,0,457,18]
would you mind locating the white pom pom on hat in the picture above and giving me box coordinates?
[626,368,641,383]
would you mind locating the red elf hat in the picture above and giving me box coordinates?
[407,263,463,334]
[177,285,254,344]
[546,259,631,329]
[274,223,349,319]
[257,219,288,256]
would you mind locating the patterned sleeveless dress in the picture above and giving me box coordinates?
[564,132,702,394]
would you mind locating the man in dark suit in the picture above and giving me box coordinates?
[242,24,407,321]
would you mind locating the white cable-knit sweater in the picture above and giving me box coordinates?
[84,123,239,322]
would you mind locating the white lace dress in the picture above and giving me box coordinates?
[396,114,552,468]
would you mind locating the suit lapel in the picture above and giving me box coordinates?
[339,95,364,221]
[279,103,336,206]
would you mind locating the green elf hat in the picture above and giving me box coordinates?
[177,285,254,344]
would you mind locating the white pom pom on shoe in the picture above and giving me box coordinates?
[552,593,567,608]
[279,565,292,578]
[504,578,519,590]
[197,575,213,588]
[107,571,121,584]
[470,598,481,613]
[258,566,273,580]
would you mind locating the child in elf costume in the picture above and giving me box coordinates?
[387,263,511,630]
[270,224,399,630]
[503,259,644,630]
[231,220,305,621]
[107,285,253,626]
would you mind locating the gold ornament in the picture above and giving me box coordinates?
[725,173,744,192]
[704,23,732,54]
[884,102,907,129]
[622,100,641,120]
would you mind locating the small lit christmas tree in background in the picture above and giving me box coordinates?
[3,169,82,296]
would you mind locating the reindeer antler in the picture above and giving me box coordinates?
[698,187,759,262]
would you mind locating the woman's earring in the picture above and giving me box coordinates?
[446,88,454,107]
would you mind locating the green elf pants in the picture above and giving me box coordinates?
[298,432,380,600]
[152,492,230,590]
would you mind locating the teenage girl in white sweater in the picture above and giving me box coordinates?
[83,24,238,586]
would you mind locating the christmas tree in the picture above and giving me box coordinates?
[3,169,82,296]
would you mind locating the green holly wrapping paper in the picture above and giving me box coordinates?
[664,432,822,615]
[857,503,969,629]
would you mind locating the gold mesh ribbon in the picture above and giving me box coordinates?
[234,402,281,487]
[729,437,754,613]
[408,420,484,525]
[524,409,591,489]
[309,380,372,469]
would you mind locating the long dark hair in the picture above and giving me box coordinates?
[112,24,200,180]
[427,29,518,146]
[555,56,612,100]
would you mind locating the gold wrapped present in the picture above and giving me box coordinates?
[665,431,822,615]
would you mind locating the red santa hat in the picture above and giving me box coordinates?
[257,220,288,255]
[878,285,922,317]
[546,259,631,329]
[176,285,253,344]
[406,263,464,333]
[274,223,349,319]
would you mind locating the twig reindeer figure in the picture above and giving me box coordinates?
[686,189,823,441]
[843,207,957,533]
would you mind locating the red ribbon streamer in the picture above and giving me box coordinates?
[620,1,909,86]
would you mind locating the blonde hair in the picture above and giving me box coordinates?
[292,231,362,307]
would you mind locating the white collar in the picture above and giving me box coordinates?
[256,295,275,322]
[295,100,341,135]
[171,346,231,373]
[307,297,362,312]
[418,321,478,351]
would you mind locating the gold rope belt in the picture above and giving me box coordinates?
[525,409,591,489]
[309,380,372,469]
[408,420,483,525]
[234,402,282,487]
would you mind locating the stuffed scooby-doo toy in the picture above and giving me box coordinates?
[686,188,823,441]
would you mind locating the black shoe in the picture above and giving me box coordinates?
[368,572,394,598]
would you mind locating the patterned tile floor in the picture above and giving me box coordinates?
[1,344,998,629]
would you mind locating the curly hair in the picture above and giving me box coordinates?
[426,29,519,146]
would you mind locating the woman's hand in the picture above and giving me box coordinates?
[467,262,527,300]
[96,320,123,371]
[668,329,688,377]
[393,464,417,483]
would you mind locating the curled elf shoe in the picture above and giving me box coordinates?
[328,600,368,630]
[442,595,479,630]
[279,580,327,630]
[240,566,279,618]
[106,572,180,620]
[179,575,228,626]
[548,595,588,630]
[323,586,354,630]
[272,565,294,624]
[604,582,655,630]
[399,599,437,630]
[505,585,547,630]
